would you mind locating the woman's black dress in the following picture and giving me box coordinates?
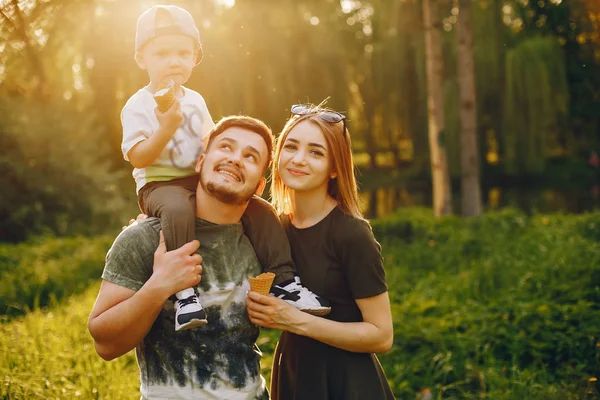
[271,207,395,400]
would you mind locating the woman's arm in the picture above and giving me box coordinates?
[246,290,393,354]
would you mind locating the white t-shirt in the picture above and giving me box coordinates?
[121,86,215,193]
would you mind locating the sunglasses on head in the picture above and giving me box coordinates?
[290,104,347,140]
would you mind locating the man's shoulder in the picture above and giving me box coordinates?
[110,217,161,254]
[103,218,160,291]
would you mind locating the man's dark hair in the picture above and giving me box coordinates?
[206,116,274,172]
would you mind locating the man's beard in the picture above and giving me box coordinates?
[199,164,258,205]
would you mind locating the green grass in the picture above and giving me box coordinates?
[0,284,138,399]
[0,235,113,317]
[0,284,281,399]
[1,209,600,399]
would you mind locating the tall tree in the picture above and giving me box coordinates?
[456,0,482,216]
[502,36,568,174]
[423,0,452,216]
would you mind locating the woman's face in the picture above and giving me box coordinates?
[278,120,332,193]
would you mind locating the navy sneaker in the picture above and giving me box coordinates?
[271,276,331,316]
[175,294,207,331]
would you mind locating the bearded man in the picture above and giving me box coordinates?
[88,116,274,400]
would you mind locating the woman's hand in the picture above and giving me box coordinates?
[121,214,148,231]
[246,291,310,333]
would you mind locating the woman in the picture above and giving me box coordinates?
[246,103,395,400]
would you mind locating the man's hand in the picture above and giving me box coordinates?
[155,99,182,137]
[147,231,203,299]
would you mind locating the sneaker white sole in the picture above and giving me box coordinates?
[176,318,208,332]
[300,308,331,317]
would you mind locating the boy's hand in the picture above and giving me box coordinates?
[121,214,148,231]
[155,99,183,137]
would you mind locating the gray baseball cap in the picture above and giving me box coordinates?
[135,5,202,58]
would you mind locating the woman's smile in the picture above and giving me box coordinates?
[287,168,309,177]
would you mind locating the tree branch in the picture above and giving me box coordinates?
[0,4,18,31]
[8,0,48,96]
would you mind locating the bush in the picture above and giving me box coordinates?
[0,96,136,242]
[375,209,600,399]
[1,210,599,398]
[0,235,113,317]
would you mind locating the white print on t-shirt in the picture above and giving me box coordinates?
[169,103,206,170]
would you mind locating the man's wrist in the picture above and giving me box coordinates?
[143,275,174,303]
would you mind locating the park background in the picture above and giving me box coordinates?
[1,0,599,398]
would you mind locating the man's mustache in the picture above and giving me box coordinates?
[214,162,244,182]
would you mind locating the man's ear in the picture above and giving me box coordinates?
[134,52,146,70]
[195,154,205,173]
[254,177,266,196]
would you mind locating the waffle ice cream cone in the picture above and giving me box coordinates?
[154,80,175,112]
[248,272,275,295]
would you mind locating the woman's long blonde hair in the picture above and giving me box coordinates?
[271,104,363,219]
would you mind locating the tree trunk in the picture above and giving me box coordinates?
[366,112,378,171]
[422,0,452,216]
[457,0,482,216]
[356,67,379,171]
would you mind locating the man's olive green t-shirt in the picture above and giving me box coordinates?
[102,217,268,400]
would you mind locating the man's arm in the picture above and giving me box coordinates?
[88,231,202,360]
[88,279,167,360]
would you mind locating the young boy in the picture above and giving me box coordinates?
[121,5,330,331]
